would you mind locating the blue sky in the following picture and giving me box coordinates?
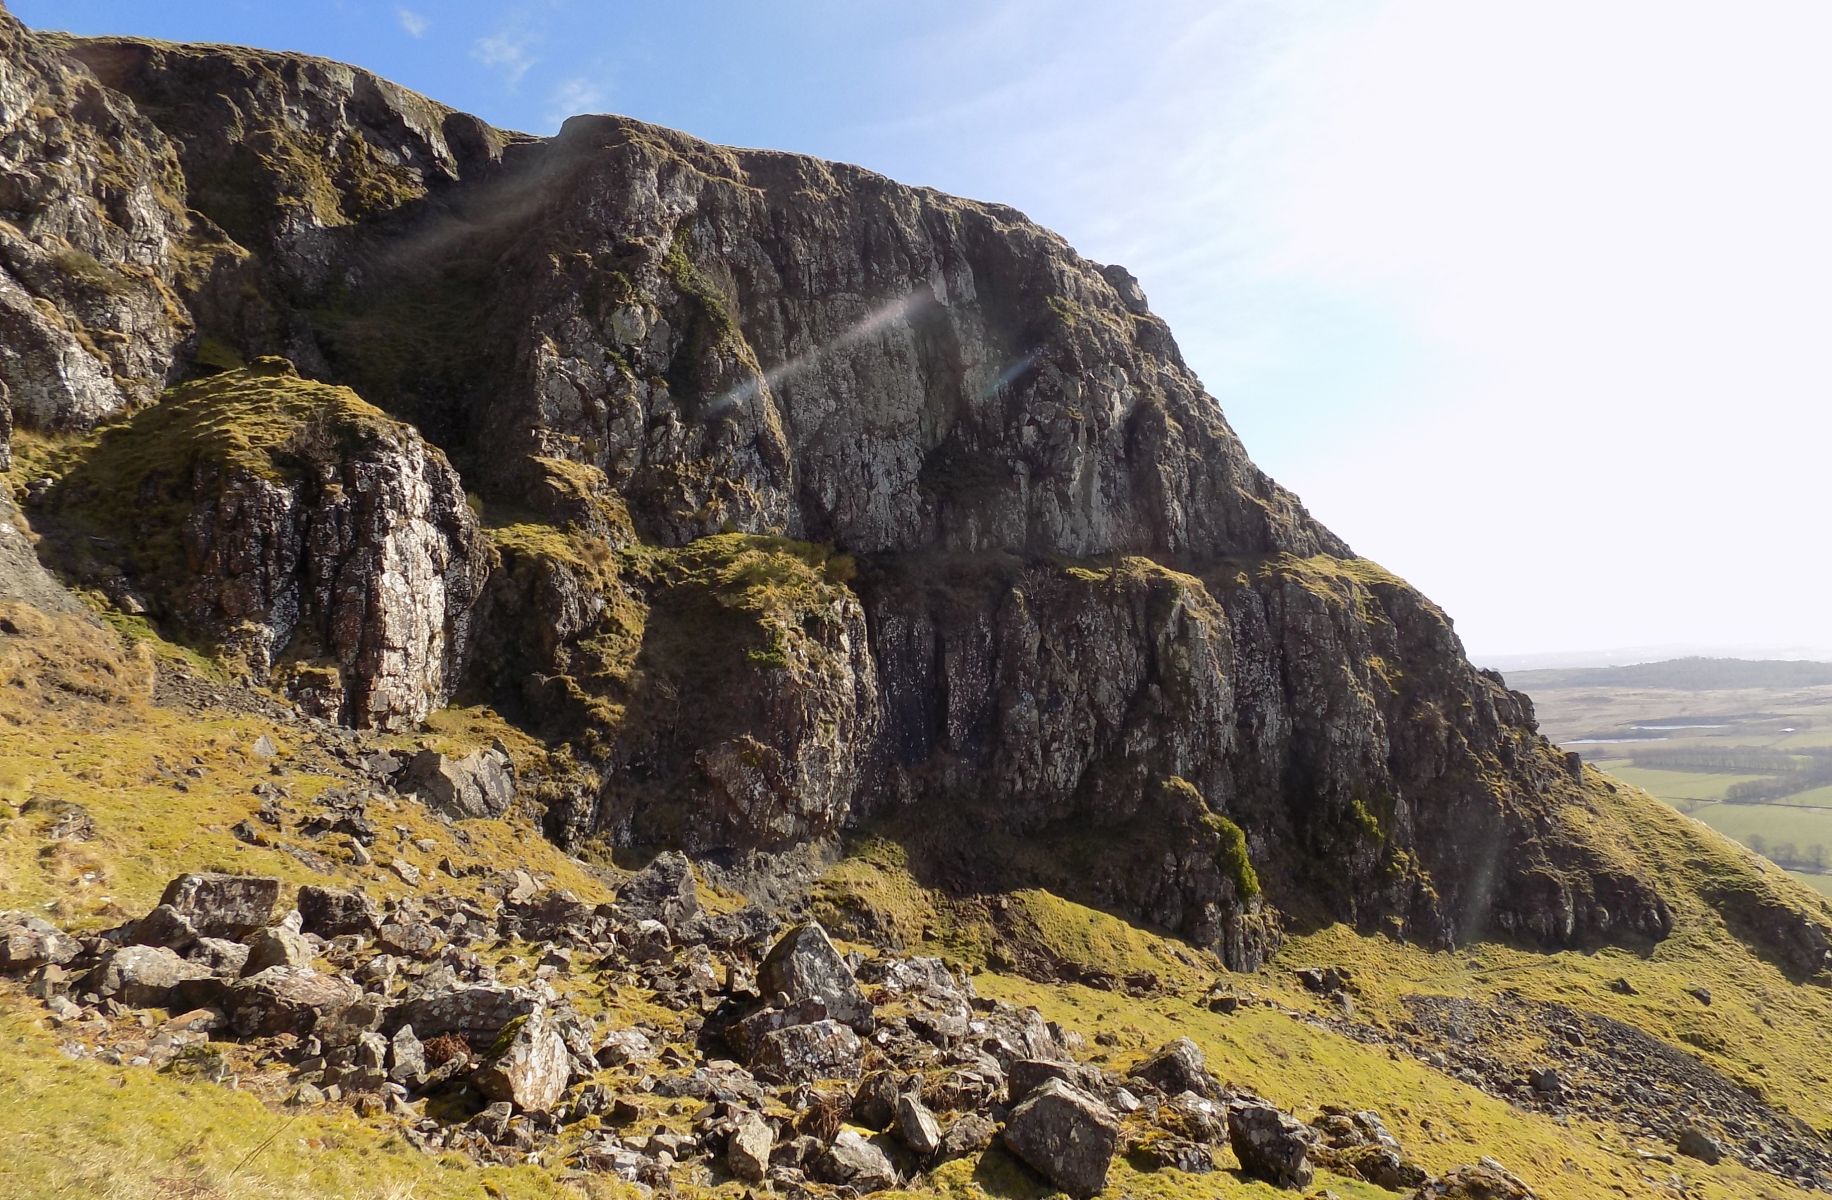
[19,0,1832,661]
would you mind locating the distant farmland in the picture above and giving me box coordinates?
[1509,658,1832,896]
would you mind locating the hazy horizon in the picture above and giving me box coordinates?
[17,0,1828,660]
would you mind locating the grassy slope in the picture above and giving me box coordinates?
[4,552,1831,1199]
[815,796,1832,1200]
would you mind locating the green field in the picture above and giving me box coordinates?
[1517,670,1832,896]
[1588,760,1773,805]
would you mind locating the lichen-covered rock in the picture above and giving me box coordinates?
[1000,1078,1121,1198]
[1227,1103,1314,1189]
[226,965,363,1037]
[757,921,872,1033]
[1130,1037,1220,1100]
[0,10,191,432]
[241,926,313,976]
[50,364,488,729]
[391,983,545,1045]
[726,1112,774,1182]
[296,885,380,938]
[615,850,703,934]
[83,944,213,1008]
[4,9,1801,972]
[1412,1159,1541,1199]
[0,910,79,971]
[749,1019,864,1084]
[814,1130,898,1193]
[472,1006,573,1113]
[400,747,514,819]
[158,873,280,940]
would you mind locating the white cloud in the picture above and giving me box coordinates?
[395,7,428,38]
[547,77,608,127]
[472,31,537,88]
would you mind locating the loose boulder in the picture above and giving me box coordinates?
[226,966,363,1038]
[0,911,79,971]
[750,1019,864,1083]
[616,851,703,935]
[401,748,515,819]
[297,886,380,938]
[894,1092,943,1157]
[472,1007,573,1113]
[757,922,873,1033]
[1413,1158,1541,1199]
[1130,1037,1221,1100]
[159,873,280,939]
[727,1112,774,1182]
[1000,1078,1120,1198]
[816,1129,898,1192]
[85,945,214,1008]
[1228,1103,1314,1189]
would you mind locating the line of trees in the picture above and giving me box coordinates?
[1726,759,1832,804]
[1629,747,1800,773]
[1745,834,1832,873]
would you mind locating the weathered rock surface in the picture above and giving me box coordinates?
[1228,1102,1314,1189]
[756,922,872,1033]
[1000,1078,1120,1198]
[158,873,280,940]
[0,910,79,970]
[45,364,488,729]
[0,11,190,434]
[1412,1158,1541,1199]
[472,1006,573,1113]
[400,747,514,819]
[1,2,1817,973]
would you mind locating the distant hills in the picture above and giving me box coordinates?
[1507,657,1832,692]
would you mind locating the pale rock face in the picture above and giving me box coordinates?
[472,1006,574,1113]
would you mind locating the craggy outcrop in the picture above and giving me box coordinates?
[44,359,487,728]
[0,11,192,431]
[0,5,1757,965]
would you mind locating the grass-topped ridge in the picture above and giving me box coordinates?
[61,359,403,493]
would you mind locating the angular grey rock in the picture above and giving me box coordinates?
[297,886,380,938]
[893,1092,943,1157]
[472,1006,573,1113]
[757,922,873,1033]
[1130,1036,1220,1100]
[935,1113,998,1164]
[188,937,250,976]
[852,1069,905,1130]
[616,851,703,934]
[388,1024,428,1087]
[595,1027,654,1068]
[85,945,213,1008]
[750,1019,863,1084]
[726,1112,774,1182]
[816,1129,898,1192]
[131,904,200,951]
[158,873,280,940]
[392,983,545,1044]
[1007,1057,1100,1104]
[1413,1158,1541,1199]
[242,926,314,976]
[226,966,363,1038]
[400,748,515,820]
[1000,1078,1121,1199]
[1227,1102,1314,1189]
[0,911,79,971]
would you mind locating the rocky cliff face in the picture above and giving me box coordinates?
[0,5,1697,969]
